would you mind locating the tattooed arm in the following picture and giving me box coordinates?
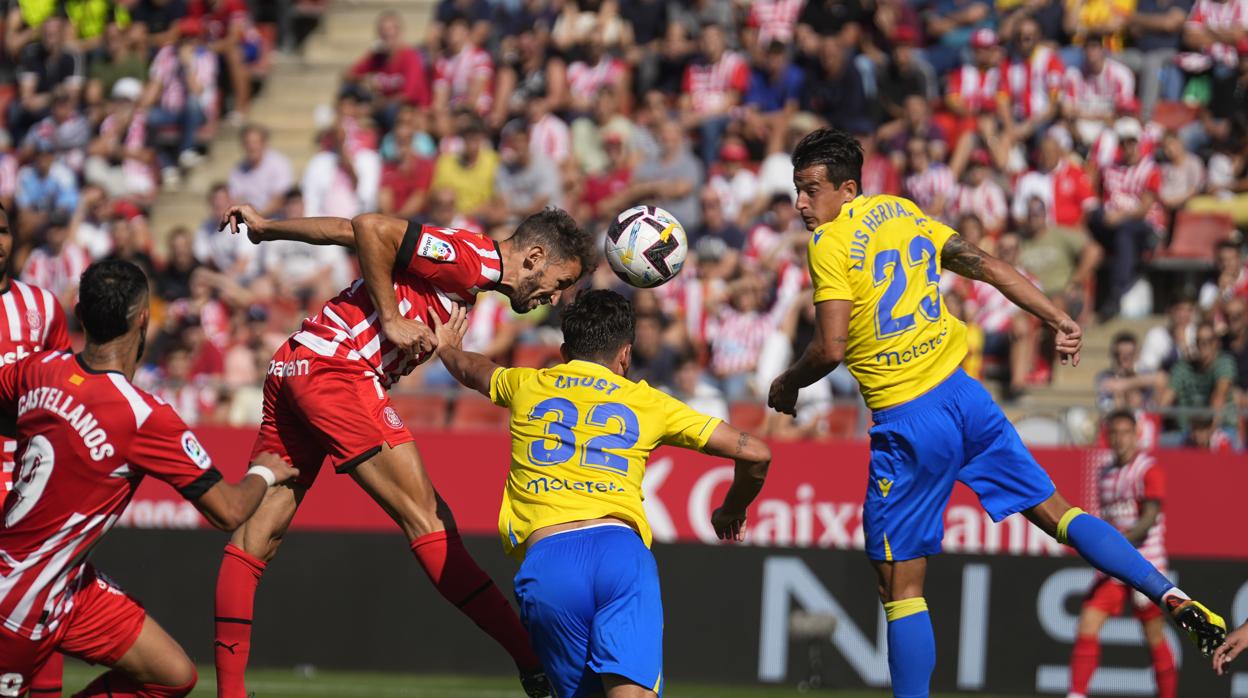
[768,299,852,416]
[702,423,772,541]
[942,234,1083,365]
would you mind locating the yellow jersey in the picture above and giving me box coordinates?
[809,194,968,410]
[489,359,722,560]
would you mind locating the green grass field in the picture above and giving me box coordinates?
[62,662,1013,697]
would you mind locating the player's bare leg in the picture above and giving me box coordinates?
[872,557,934,698]
[601,673,658,698]
[73,616,198,697]
[1025,491,1226,656]
[349,441,548,695]
[1067,606,1110,698]
[214,483,307,698]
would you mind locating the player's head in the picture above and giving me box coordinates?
[559,289,635,375]
[792,127,863,232]
[76,260,151,368]
[502,207,595,313]
[1104,409,1138,463]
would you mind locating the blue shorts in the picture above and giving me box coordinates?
[514,525,663,698]
[864,369,1055,562]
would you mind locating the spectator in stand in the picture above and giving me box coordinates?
[802,36,873,135]
[195,182,256,279]
[1182,0,1248,80]
[963,232,1042,400]
[1121,0,1190,118]
[629,312,680,388]
[85,77,155,203]
[9,15,82,142]
[1012,130,1097,227]
[1001,18,1065,142]
[680,23,748,165]
[250,190,352,309]
[1064,0,1135,55]
[708,277,775,401]
[924,0,997,74]
[1158,131,1206,215]
[1188,37,1248,154]
[21,213,89,309]
[87,21,149,101]
[903,136,957,221]
[1222,297,1248,411]
[692,189,745,275]
[1162,320,1237,445]
[746,39,805,118]
[552,0,632,55]
[947,28,1007,120]
[1185,415,1235,451]
[859,129,902,196]
[567,33,632,117]
[525,96,571,166]
[745,0,805,53]
[1199,241,1248,313]
[1090,117,1164,318]
[429,0,492,51]
[576,128,633,225]
[0,131,16,212]
[1016,197,1104,316]
[950,152,1010,233]
[228,125,293,217]
[158,226,202,302]
[381,104,437,163]
[346,10,430,132]
[570,86,632,176]
[1097,331,1164,409]
[493,26,568,130]
[145,18,216,185]
[707,139,760,228]
[875,25,936,122]
[378,117,436,219]
[414,187,484,234]
[104,214,157,279]
[879,94,949,167]
[492,120,563,226]
[1062,35,1136,147]
[1141,295,1197,372]
[186,0,263,122]
[22,93,90,173]
[746,193,805,272]
[301,119,383,219]
[431,113,498,218]
[666,352,730,421]
[797,0,868,50]
[632,119,704,233]
[432,15,494,130]
[15,141,79,243]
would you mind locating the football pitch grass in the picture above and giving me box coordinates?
[63,661,1014,697]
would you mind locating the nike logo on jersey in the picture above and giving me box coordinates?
[878,478,893,497]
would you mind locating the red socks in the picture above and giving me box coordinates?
[31,652,63,695]
[1069,634,1100,696]
[410,530,540,670]
[71,671,196,697]
[214,543,266,698]
[1152,641,1177,698]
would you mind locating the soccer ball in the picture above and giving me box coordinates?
[604,205,689,288]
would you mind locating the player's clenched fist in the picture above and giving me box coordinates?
[250,451,300,487]
[1215,621,1248,675]
[767,375,799,416]
[711,507,748,542]
[381,316,439,356]
[1052,316,1082,367]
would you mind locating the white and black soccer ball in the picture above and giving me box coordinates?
[604,205,689,288]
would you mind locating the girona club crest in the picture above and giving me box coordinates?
[26,309,41,332]
[383,406,404,430]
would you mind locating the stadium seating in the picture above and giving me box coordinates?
[390,393,449,430]
[1151,211,1235,271]
[450,394,510,431]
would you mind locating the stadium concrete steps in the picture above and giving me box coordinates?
[148,0,434,241]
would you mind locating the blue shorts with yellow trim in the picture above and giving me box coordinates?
[864,368,1055,562]
[514,525,663,698]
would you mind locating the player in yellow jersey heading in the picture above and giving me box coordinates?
[435,289,771,698]
[766,128,1225,698]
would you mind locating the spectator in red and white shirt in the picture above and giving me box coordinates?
[187,0,262,121]
[1012,131,1097,227]
[84,77,155,203]
[1198,240,1248,313]
[1062,36,1137,147]
[707,139,760,227]
[949,153,1009,234]
[433,16,495,123]
[347,10,432,131]
[680,24,749,164]
[1002,18,1065,140]
[567,34,631,117]
[946,28,1007,118]
[904,137,958,221]
[21,214,89,309]
[964,231,1043,399]
[1182,0,1248,70]
[746,0,806,49]
[1090,118,1164,318]
[144,20,216,182]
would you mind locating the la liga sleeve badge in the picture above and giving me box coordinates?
[417,232,457,263]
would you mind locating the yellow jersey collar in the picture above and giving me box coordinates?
[812,196,867,244]
[565,359,621,378]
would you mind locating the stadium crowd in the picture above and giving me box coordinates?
[4,0,1248,449]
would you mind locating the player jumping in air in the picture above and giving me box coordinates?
[433,289,772,698]
[0,202,72,697]
[213,205,595,698]
[766,128,1225,698]
[1067,410,1176,698]
[0,260,300,697]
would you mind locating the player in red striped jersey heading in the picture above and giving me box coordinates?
[1066,410,1176,698]
[212,205,595,698]
[0,260,299,698]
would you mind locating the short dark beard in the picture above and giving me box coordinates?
[509,275,540,313]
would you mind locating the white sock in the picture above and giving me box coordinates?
[1162,587,1190,605]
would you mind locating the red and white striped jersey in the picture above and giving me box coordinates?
[529,113,570,165]
[1004,45,1065,120]
[567,58,627,102]
[21,244,90,305]
[1089,120,1162,169]
[964,278,1021,334]
[1102,156,1166,230]
[0,280,71,494]
[0,351,223,640]
[1098,451,1167,568]
[747,0,804,43]
[682,52,749,115]
[434,46,494,115]
[708,307,773,376]
[1062,58,1136,119]
[947,63,1005,115]
[949,179,1009,233]
[904,164,958,218]
[293,224,502,387]
[1012,160,1097,227]
[1187,0,1248,66]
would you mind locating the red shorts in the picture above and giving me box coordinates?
[1083,574,1163,621]
[252,340,415,487]
[0,565,146,690]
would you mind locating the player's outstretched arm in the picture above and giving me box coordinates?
[700,423,772,541]
[222,204,355,247]
[353,212,439,356]
[430,305,498,396]
[941,234,1083,366]
[768,300,851,416]
[193,452,300,531]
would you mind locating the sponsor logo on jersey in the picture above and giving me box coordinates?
[181,431,213,470]
[524,476,626,495]
[417,232,457,263]
[0,344,41,366]
[383,406,404,430]
[874,322,949,367]
[268,358,310,377]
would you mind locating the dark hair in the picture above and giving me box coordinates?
[77,260,149,343]
[512,207,596,278]
[1111,331,1137,346]
[791,127,863,190]
[561,289,635,362]
[1105,408,1136,426]
[1217,240,1241,254]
